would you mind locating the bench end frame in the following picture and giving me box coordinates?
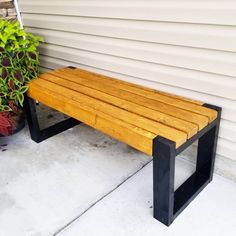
[152,104,221,226]
[24,96,81,142]
[24,87,221,227]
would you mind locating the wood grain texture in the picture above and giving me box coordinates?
[29,79,187,148]
[40,73,198,138]
[64,68,217,121]
[48,69,209,130]
[27,67,218,155]
[28,83,156,155]
[70,67,204,106]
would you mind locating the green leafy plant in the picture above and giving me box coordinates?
[0,19,43,136]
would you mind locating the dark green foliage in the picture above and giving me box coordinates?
[0,20,43,112]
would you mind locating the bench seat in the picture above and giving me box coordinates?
[27,67,217,155]
[25,66,221,226]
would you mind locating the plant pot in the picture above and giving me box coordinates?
[0,110,25,137]
[12,109,25,135]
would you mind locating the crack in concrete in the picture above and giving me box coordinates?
[53,160,152,236]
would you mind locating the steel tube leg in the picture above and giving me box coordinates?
[196,106,221,181]
[152,104,221,226]
[24,96,42,142]
[24,96,80,143]
[153,136,176,226]
[196,125,217,180]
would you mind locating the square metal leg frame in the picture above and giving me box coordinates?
[25,95,221,226]
[153,104,221,226]
[24,97,80,143]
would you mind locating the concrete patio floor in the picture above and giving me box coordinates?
[60,162,236,236]
[0,108,236,236]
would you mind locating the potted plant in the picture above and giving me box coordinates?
[0,19,43,136]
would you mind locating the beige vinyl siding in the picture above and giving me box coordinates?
[19,0,236,177]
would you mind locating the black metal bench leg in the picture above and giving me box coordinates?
[196,104,222,181]
[153,136,176,226]
[152,105,221,226]
[196,124,218,181]
[24,96,80,143]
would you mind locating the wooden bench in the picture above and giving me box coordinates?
[24,66,221,226]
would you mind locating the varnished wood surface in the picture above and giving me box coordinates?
[27,67,218,155]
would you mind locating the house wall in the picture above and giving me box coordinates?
[18,0,236,181]
[0,0,16,20]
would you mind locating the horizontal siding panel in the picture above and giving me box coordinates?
[39,66,49,73]
[27,28,236,77]
[21,14,236,52]
[220,120,236,142]
[39,55,77,70]
[20,0,236,25]
[217,138,236,162]
[39,43,236,100]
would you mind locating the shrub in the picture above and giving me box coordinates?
[0,20,43,135]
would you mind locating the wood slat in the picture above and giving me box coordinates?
[48,69,209,130]
[29,78,187,147]
[40,73,198,138]
[64,67,217,122]
[28,83,159,155]
[27,67,218,155]
[66,68,204,105]
[57,67,204,105]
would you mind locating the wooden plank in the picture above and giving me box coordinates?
[47,70,209,130]
[29,78,187,147]
[58,68,203,106]
[27,83,157,155]
[40,73,198,138]
[65,67,204,106]
[62,68,217,122]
